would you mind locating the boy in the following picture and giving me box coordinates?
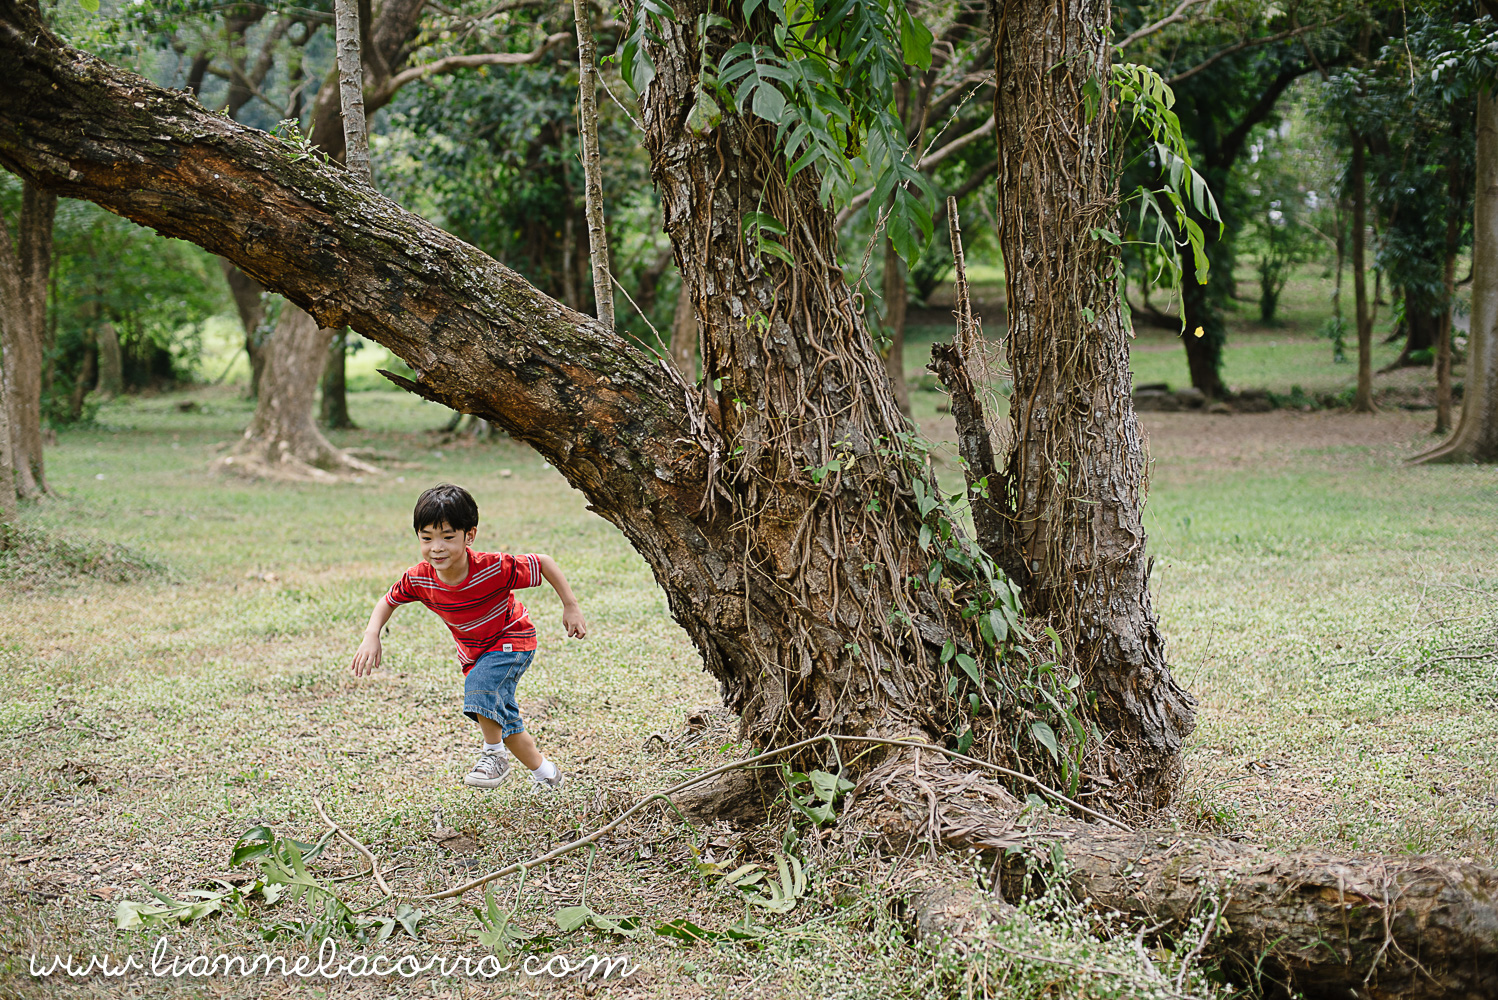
[350,483,587,789]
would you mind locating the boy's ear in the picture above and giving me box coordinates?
[464,527,477,546]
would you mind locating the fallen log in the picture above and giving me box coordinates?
[851,752,1498,1000]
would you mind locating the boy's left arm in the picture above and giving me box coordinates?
[535,554,588,638]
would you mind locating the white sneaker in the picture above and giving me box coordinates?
[529,760,563,790]
[464,749,511,788]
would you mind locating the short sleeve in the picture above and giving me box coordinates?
[385,571,419,606]
[509,553,544,589]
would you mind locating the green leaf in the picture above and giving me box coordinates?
[897,13,934,71]
[940,639,955,664]
[555,905,593,933]
[988,609,1009,644]
[1030,721,1060,762]
[955,653,980,685]
[394,902,425,938]
[229,825,276,866]
[956,728,974,755]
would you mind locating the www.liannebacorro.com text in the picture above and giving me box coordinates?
[29,937,639,982]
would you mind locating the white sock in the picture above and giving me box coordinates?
[533,759,558,780]
[483,741,506,754]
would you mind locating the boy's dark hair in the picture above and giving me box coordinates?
[413,484,479,534]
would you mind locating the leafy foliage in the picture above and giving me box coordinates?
[620,0,936,262]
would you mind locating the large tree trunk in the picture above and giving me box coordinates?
[0,178,55,499]
[976,0,1195,809]
[1352,134,1376,413]
[227,308,373,477]
[851,751,1498,1000]
[222,0,424,472]
[1417,87,1498,462]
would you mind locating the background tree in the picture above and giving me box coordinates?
[1415,4,1498,461]
[1116,0,1349,397]
[0,179,55,501]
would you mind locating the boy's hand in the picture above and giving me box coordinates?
[351,633,383,677]
[562,604,588,639]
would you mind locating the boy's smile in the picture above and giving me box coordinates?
[419,521,476,584]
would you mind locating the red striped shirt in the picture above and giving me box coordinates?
[384,549,544,672]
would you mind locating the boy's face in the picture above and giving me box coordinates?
[417,521,476,574]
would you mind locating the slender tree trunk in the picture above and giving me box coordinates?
[1179,246,1228,398]
[882,234,911,417]
[1416,87,1498,463]
[668,285,697,378]
[1351,133,1375,412]
[333,0,372,184]
[66,334,95,420]
[319,329,357,429]
[572,0,613,329]
[0,180,55,498]
[560,200,580,310]
[976,0,1195,807]
[218,257,267,396]
[0,326,15,521]
[95,320,122,397]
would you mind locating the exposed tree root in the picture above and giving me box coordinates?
[212,445,378,483]
[845,750,1498,1000]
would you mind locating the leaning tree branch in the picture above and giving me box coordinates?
[369,31,570,103]
[0,0,713,527]
[1114,0,1212,50]
[1167,16,1345,85]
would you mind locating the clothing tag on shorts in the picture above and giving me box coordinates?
[502,644,513,652]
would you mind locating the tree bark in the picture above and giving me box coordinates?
[333,0,373,184]
[95,320,122,397]
[1416,86,1498,463]
[882,234,911,417]
[572,0,613,329]
[668,285,697,379]
[1351,133,1376,413]
[1435,162,1462,436]
[977,0,1196,809]
[0,178,55,499]
[1179,245,1229,398]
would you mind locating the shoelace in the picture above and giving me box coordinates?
[472,752,506,776]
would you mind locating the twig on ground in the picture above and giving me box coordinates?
[415,733,1131,902]
[313,796,393,896]
[1174,890,1225,992]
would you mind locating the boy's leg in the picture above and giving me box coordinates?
[474,714,505,746]
[502,731,542,770]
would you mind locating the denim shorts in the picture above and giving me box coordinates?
[462,648,534,738]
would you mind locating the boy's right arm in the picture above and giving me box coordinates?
[351,597,398,677]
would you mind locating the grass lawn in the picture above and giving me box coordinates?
[2,263,1494,998]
